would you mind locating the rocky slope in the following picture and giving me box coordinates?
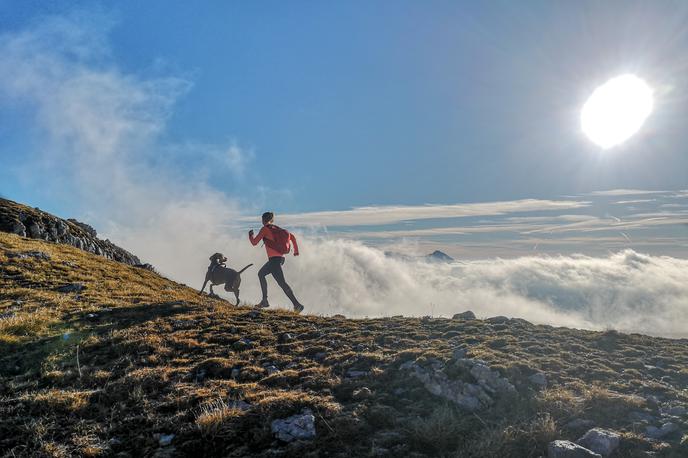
[1,231,687,457]
[0,198,141,266]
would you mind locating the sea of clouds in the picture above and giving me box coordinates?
[2,12,687,338]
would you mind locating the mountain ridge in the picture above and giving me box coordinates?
[0,197,142,266]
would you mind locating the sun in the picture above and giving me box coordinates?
[581,74,654,149]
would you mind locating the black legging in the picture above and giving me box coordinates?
[258,256,299,306]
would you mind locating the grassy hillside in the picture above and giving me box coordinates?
[1,231,687,457]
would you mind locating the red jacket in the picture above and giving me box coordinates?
[249,225,299,258]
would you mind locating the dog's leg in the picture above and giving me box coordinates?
[200,278,209,294]
[234,290,240,306]
[209,284,215,296]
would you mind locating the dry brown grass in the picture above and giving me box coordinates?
[195,398,245,437]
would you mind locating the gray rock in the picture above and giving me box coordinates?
[452,311,476,320]
[630,411,657,423]
[7,250,51,261]
[529,372,547,387]
[565,419,595,430]
[665,405,687,417]
[278,333,294,343]
[486,315,509,324]
[108,437,122,447]
[374,430,404,446]
[577,428,620,456]
[353,387,372,400]
[548,440,602,458]
[645,422,679,439]
[271,409,316,442]
[152,447,176,458]
[228,400,251,411]
[230,368,241,379]
[347,370,369,378]
[11,220,26,236]
[158,434,175,447]
[510,318,534,326]
[232,338,252,351]
[399,360,416,371]
[56,283,85,293]
[265,365,280,375]
[452,347,468,360]
[405,357,512,411]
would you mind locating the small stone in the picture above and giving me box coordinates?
[645,422,679,439]
[347,370,368,378]
[577,428,620,456]
[228,400,251,411]
[452,311,476,320]
[108,437,122,447]
[399,360,415,371]
[565,419,595,430]
[56,283,85,293]
[278,333,294,343]
[265,365,280,375]
[232,338,252,351]
[666,405,687,416]
[314,352,327,361]
[271,409,316,442]
[547,440,601,458]
[86,313,98,320]
[529,372,547,387]
[158,434,175,446]
[486,315,509,324]
[452,347,468,360]
[230,368,241,379]
[352,387,372,400]
[152,447,176,458]
[630,411,657,423]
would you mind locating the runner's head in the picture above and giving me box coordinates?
[262,211,274,226]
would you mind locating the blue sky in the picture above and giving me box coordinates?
[1,1,687,258]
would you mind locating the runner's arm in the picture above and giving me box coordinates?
[249,226,267,246]
[290,233,299,256]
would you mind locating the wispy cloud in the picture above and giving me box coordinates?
[589,189,669,196]
[246,199,591,227]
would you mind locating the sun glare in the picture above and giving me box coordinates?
[581,74,654,149]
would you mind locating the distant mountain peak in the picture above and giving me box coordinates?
[427,250,454,262]
[384,249,455,263]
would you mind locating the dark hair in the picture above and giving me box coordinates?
[262,212,274,224]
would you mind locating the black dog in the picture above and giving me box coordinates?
[200,253,253,305]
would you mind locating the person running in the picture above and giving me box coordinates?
[249,212,305,313]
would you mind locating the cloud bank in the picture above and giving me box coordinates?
[2,13,687,338]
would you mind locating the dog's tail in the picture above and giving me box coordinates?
[238,264,253,274]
